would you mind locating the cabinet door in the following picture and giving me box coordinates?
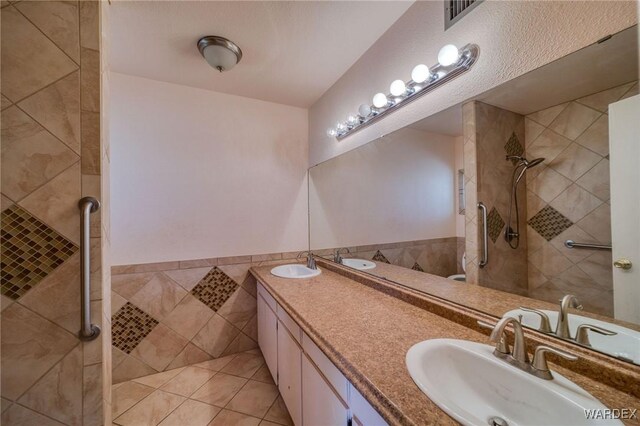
[257,294,278,384]
[277,321,302,426]
[302,355,349,426]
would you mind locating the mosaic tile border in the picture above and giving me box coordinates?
[112,302,159,354]
[191,267,239,312]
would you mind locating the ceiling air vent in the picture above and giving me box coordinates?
[445,0,483,30]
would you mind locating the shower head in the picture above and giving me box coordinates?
[525,157,545,168]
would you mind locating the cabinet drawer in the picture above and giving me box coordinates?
[350,385,388,426]
[277,304,302,344]
[302,333,348,403]
[257,281,277,312]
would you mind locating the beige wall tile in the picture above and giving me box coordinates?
[18,71,80,153]
[158,399,220,426]
[576,159,609,201]
[15,1,80,63]
[528,243,573,278]
[549,184,602,223]
[83,363,103,425]
[526,103,568,127]
[1,7,77,101]
[130,324,188,372]
[18,162,81,244]
[80,48,99,112]
[112,381,154,419]
[526,129,572,166]
[547,143,600,181]
[165,343,211,370]
[191,373,247,407]
[577,251,613,290]
[619,82,638,100]
[112,354,157,384]
[1,303,77,400]
[577,203,611,244]
[575,114,609,156]
[1,106,79,201]
[81,111,100,174]
[111,272,155,299]
[178,258,217,269]
[217,255,252,266]
[524,118,545,147]
[79,1,100,51]
[163,267,212,291]
[1,403,65,426]
[216,288,257,329]
[1,94,12,110]
[17,344,82,425]
[549,225,598,264]
[114,389,184,426]
[192,314,241,358]
[112,261,180,275]
[162,294,214,340]
[548,102,600,141]
[129,273,187,321]
[528,166,572,203]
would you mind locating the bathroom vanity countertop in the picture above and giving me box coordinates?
[361,260,640,332]
[250,265,640,426]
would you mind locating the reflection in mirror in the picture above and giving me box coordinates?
[309,25,639,365]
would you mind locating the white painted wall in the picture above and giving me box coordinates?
[110,73,308,265]
[309,1,637,165]
[309,127,456,249]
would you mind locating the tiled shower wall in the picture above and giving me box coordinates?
[110,253,297,384]
[524,80,638,316]
[1,1,110,425]
[314,237,464,277]
[462,101,529,295]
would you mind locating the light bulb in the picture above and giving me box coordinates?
[358,104,372,117]
[327,128,337,137]
[347,115,359,126]
[372,93,388,108]
[389,80,406,97]
[336,122,347,132]
[411,64,430,83]
[438,44,459,66]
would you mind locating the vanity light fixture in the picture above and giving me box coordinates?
[197,35,243,72]
[326,43,479,140]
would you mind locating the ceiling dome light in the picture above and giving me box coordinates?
[411,64,430,83]
[438,44,459,67]
[389,80,407,97]
[358,104,372,117]
[373,93,389,108]
[197,36,243,72]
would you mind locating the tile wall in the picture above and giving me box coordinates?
[525,81,638,316]
[110,253,298,384]
[463,101,529,295]
[1,1,110,424]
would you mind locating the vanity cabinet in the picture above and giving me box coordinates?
[257,282,388,426]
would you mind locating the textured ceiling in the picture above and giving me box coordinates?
[109,1,414,108]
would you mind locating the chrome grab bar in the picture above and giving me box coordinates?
[564,240,611,251]
[478,202,488,267]
[78,197,101,341]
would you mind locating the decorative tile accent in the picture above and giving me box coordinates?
[504,132,524,163]
[528,205,574,241]
[486,207,505,243]
[371,250,390,264]
[1,205,77,300]
[112,302,159,354]
[191,267,239,312]
[411,262,424,272]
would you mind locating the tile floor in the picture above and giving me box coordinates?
[112,349,293,426]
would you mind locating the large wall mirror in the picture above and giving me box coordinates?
[309,25,639,366]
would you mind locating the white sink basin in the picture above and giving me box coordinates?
[406,339,620,426]
[270,264,321,279]
[341,258,376,270]
[504,309,640,364]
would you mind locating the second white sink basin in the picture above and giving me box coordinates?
[406,338,620,426]
[341,258,376,270]
[270,264,321,279]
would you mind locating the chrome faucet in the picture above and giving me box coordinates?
[556,295,583,339]
[519,306,553,333]
[334,247,350,264]
[297,251,317,270]
[479,318,578,380]
[575,324,617,347]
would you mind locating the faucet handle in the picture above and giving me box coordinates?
[532,345,578,378]
[519,307,553,333]
[575,324,617,347]
[477,321,509,354]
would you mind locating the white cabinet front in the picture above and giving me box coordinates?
[257,292,278,384]
[277,321,303,426]
[302,354,349,426]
